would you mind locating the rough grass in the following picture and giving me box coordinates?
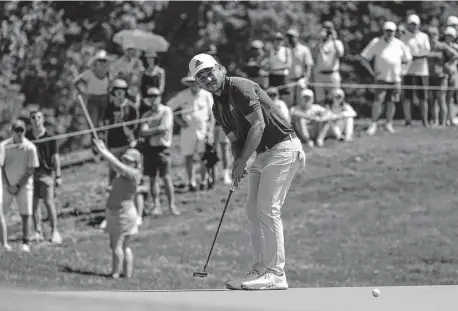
[1,121,458,290]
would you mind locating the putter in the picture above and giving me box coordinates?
[193,182,236,278]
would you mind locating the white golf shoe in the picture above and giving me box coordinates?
[241,271,288,290]
[226,269,262,290]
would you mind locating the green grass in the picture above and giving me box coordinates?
[1,121,458,290]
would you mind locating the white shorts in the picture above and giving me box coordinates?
[2,186,33,216]
[180,131,206,157]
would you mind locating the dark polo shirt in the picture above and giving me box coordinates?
[212,77,294,153]
[26,129,57,176]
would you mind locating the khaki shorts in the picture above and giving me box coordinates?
[180,131,206,157]
[2,186,34,216]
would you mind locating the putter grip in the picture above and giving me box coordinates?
[230,181,236,192]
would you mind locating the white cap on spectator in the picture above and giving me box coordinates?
[123,41,135,50]
[444,26,457,38]
[447,16,458,26]
[301,89,314,98]
[189,53,219,77]
[383,21,397,32]
[407,14,421,25]
[332,88,345,98]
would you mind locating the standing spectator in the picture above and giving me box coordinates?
[203,45,233,186]
[1,120,39,253]
[26,110,62,244]
[290,89,329,147]
[140,51,166,114]
[103,79,139,186]
[238,40,269,89]
[266,33,292,97]
[312,21,345,107]
[139,87,179,216]
[285,28,314,108]
[442,26,458,126]
[73,49,111,131]
[426,26,458,127]
[110,41,144,86]
[360,21,412,135]
[0,142,8,251]
[400,14,431,127]
[319,88,357,143]
[266,87,291,123]
[447,16,458,31]
[167,74,214,192]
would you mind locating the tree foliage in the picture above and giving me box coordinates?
[1,1,458,150]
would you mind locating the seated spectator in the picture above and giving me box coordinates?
[319,88,357,143]
[290,89,328,147]
[110,41,144,86]
[266,87,291,123]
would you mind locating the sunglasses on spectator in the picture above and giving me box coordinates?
[14,127,25,133]
[30,114,42,120]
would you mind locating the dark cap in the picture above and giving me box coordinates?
[12,119,26,131]
[146,87,161,96]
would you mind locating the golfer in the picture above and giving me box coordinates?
[189,54,305,290]
[93,139,142,279]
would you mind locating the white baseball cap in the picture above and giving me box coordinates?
[447,15,458,26]
[383,21,397,32]
[301,89,314,98]
[189,53,219,77]
[407,14,421,25]
[444,26,457,38]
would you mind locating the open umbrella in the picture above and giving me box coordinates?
[113,29,170,52]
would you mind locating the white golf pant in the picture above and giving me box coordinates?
[245,137,305,275]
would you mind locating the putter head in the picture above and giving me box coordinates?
[193,271,208,278]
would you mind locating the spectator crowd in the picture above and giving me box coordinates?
[2,13,458,261]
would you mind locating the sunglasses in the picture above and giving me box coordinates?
[14,127,25,133]
[30,114,42,120]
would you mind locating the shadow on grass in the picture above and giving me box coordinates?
[60,265,111,278]
[85,215,105,227]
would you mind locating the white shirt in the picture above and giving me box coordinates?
[361,36,412,83]
[315,39,344,72]
[401,31,431,76]
[268,46,292,76]
[290,104,326,124]
[167,88,213,139]
[74,69,109,95]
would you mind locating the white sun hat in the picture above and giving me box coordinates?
[189,53,219,77]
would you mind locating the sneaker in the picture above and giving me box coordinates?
[316,139,324,147]
[307,140,315,148]
[226,269,262,290]
[385,123,395,134]
[152,204,163,216]
[366,123,377,135]
[51,231,62,245]
[2,244,12,252]
[20,244,31,253]
[30,231,44,242]
[136,217,143,226]
[169,205,180,216]
[241,271,288,291]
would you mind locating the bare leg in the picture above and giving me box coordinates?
[110,233,124,278]
[150,176,162,215]
[122,235,133,278]
[185,155,196,188]
[439,90,448,126]
[0,203,8,248]
[163,175,179,215]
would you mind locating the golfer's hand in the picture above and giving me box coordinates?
[93,139,107,152]
[55,177,62,187]
[232,160,248,187]
[129,140,137,148]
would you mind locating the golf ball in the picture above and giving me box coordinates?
[372,288,380,297]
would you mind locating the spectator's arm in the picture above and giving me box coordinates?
[50,139,61,178]
[336,103,357,119]
[158,68,166,94]
[140,108,173,136]
[401,42,413,75]
[73,70,89,93]
[412,35,431,59]
[303,47,314,80]
[334,40,345,58]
